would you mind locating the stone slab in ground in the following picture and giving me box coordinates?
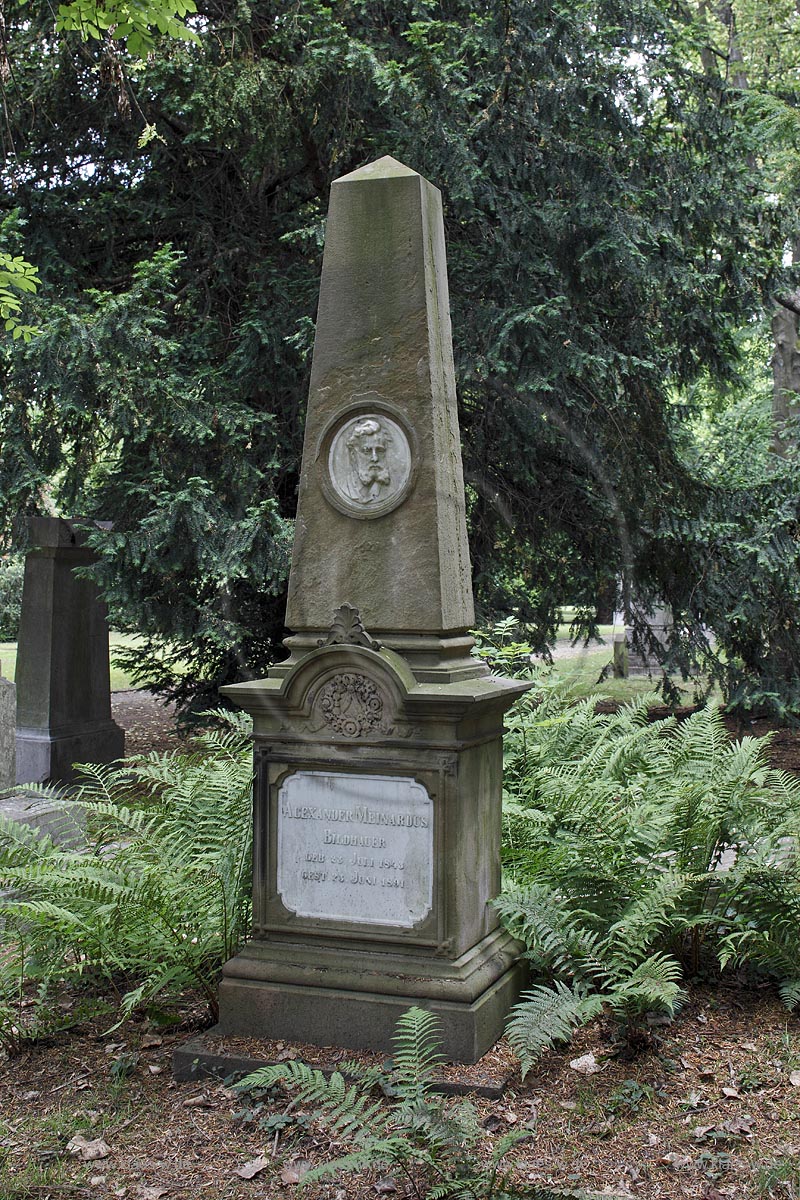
[0,791,84,846]
[173,1031,515,1097]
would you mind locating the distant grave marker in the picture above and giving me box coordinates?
[613,600,673,678]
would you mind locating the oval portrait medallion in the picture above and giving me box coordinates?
[325,406,414,519]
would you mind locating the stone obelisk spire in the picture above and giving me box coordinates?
[284,156,480,680]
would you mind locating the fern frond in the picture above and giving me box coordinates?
[604,870,691,975]
[426,1182,474,1200]
[0,726,253,1032]
[390,1006,444,1098]
[235,1061,388,1140]
[490,1126,535,1162]
[607,952,685,1018]
[493,884,605,984]
[299,1140,406,1184]
[778,979,800,1011]
[505,982,604,1078]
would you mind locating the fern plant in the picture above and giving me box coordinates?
[236,1005,604,1200]
[0,711,253,1050]
[497,687,800,1074]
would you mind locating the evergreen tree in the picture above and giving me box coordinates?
[0,0,791,710]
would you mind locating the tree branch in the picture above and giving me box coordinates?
[774,293,800,317]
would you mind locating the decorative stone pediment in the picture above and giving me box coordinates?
[272,643,416,741]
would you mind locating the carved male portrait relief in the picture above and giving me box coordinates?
[326,407,413,518]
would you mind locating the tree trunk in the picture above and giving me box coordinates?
[772,286,800,453]
[772,233,800,454]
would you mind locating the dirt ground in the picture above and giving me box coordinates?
[2,983,799,1199]
[110,692,199,758]
[1,693,799,1200]
[733,717,800,776]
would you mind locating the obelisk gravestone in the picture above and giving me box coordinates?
[215,156,529,1063]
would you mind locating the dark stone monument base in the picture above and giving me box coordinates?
[172,1034,515,1097]
[16,722,125,785]
[212,958,526,1065]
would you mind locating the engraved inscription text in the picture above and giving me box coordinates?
[277,770,433,927]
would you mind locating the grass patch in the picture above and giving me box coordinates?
[0,633,187,691]
[546,646,720,705]
[0,642,15,683]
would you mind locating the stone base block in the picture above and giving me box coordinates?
[16,722,125,785]
[213,959,525,1064]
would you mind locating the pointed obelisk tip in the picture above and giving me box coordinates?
[335,155,420,184]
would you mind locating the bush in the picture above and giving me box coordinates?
[496,682,800,1075]
[0,711,253,1051]
[0,555,23,641]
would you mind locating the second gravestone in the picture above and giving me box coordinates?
[217,157,530,1062]
[15,518,124,784]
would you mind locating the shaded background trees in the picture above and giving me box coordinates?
[0,0,797,712]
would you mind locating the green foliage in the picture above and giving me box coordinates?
[0,251,39,341]
[0,555,23,641]
[606,1078,657,1118]
[0,711,253,1051]
[54,0,200,56]
[757,1153,800,1200]
[0,214,40,344]
[0,0,792,709]
[641,353,800,720]
[236,1006,601,1200]
[472,617,538,678]
[2,245,293,711]
[497,685,800,1073]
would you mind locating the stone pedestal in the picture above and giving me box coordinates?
[214,157,530,1064]
[15,517,124,784]
[217,641,527,1062]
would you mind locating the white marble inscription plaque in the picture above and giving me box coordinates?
[327,412,412,516]
[277,770,433,927]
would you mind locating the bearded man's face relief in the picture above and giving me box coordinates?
[346,419,392,501]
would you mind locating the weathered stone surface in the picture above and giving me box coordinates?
[286,156,475,659]
[210,157,531,1067]
[172,1036,515,1097]
[613,601,673,678]
[15,517,124,784]
[0,672,15,790]
[0,793,84,847]
[216,961,527,1064]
